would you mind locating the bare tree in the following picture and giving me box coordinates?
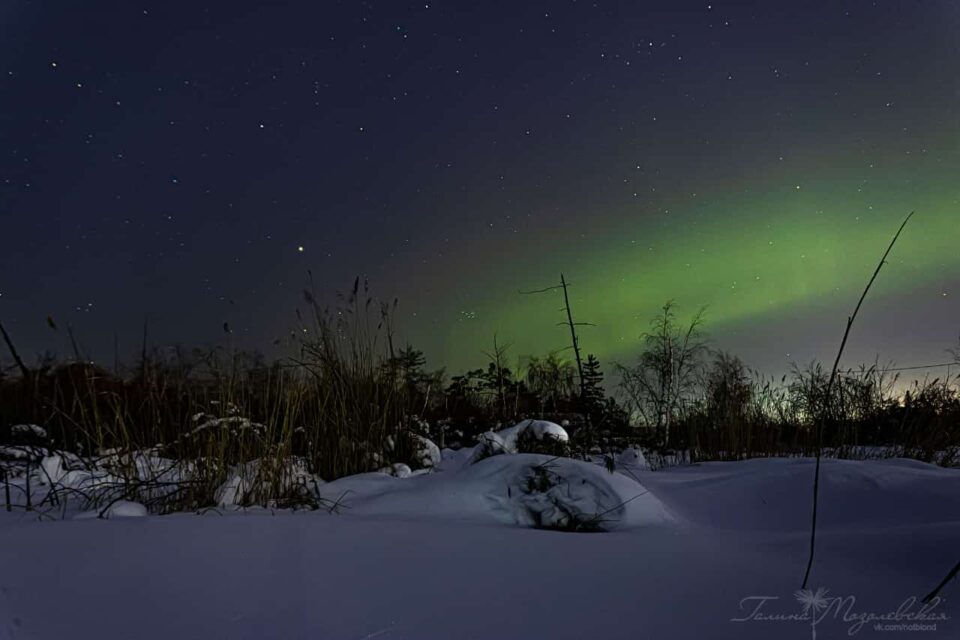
[617,302,707,445]
[483,335,512,420]
[525,352,576,414]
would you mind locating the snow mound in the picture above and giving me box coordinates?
[103,500,148,518]
[640,456,960,532]
[437,446,474,472]
[322,453,672,530]
[617,447,649,471]
[410,434,441,469]
[469,431,508,462]
[11,423,48,440]
[73,500,148,519]
[484,456,655,530]
[469,419,569,462]
[496,419,569,450]
[378,462,413,478]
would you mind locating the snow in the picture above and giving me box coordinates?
[72,500,148,519]
[0,446,34,461]
[0,452,957,639]
[9,424,47,440]
[103,500,148,518]
[638,456,960,532]
[377,462,413,478]
[323,454,671,529]
[410,433,441,469]
[216,457,321,508]
[494,419,569,450]
[616,446,649,471]
[469,419,569,462]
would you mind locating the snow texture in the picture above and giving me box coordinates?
[1,454,957,639]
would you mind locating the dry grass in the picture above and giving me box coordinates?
[1,284,958,516]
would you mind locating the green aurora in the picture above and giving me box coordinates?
[408,143,960,372]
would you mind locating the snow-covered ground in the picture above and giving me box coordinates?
[1,429,957,639]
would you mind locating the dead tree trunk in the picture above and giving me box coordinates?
[520,274,595,402]
[560,274,586,399]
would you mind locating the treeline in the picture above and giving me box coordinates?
[617,303,960,465]
[1,286,958,478]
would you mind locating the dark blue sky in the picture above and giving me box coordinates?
[2,1,958,375]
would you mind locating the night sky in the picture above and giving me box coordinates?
[2,1,958,376]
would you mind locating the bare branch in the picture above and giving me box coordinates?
[519,285,565,295]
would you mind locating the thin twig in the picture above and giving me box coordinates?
[801,211,913,589]
[576,490,649,531]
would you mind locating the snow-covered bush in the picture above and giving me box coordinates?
[468,431,509,463]
[410,434,441,468]
[516,426,570,457]
[384,429,442,471]
[469,420,569,463]
[617,447,649,470]
[489,456,635,532]
[180,403,267,459]
[216,454,323,509]
[378,462,413,478]
[11,424,49,442]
